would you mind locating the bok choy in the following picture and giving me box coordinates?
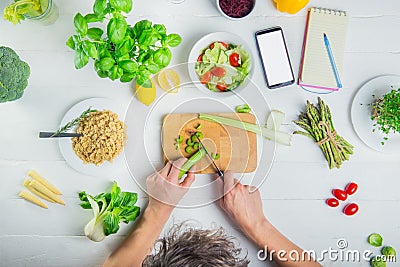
[79,181,140,242]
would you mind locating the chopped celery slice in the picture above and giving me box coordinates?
[211,153,220,160]
[187,138,194,146]
[195,132,203,139]
[235,104,251,113]
[176,135,183,144]
[178,147,207,179]
[193,142,199,150]
[185,146,192,154]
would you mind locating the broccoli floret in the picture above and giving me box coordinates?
[0,46,30,103]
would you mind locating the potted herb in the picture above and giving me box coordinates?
[371,87,400,144]
[66,0,182,86]
[3,0,59,25]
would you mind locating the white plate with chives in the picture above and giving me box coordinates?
[351,75,400,153]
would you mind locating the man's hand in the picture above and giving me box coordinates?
[219,171,270,245]
[219,171,322,267]
[146,158,196,212]
[103,159,196,267]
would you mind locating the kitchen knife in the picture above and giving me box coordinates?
[195,135,224,181]
[39,132,83,138]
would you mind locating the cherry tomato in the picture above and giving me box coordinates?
[343,203,359,216]
[229,53,240,67]
[210,41,229,49]
[201,71,212,84]
[216,83,227,91]
[211,67,226,77]
[326,198,339,208]
[332,189,347,201]
[345,182,358,195]
[197,54,203,62]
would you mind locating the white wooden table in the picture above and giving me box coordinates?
[1,0,400,266]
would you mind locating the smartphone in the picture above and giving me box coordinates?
[255,27,295,89]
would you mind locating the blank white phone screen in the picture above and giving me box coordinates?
[257,30,293,86]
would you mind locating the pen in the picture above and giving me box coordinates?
[323,33,342,89]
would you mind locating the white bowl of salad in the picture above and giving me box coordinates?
[188,32,253,94]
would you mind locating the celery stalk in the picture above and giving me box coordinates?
[199,113,292,146]
[178,147,207,179]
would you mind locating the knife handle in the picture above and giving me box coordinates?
[39,132,83,138]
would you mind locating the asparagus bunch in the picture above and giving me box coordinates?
[294,97,354,169]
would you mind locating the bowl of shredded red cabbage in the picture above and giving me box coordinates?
[217,0,255,20]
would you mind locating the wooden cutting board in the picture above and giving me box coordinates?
[162,113,257,174]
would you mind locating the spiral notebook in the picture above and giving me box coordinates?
[298,7,349,92]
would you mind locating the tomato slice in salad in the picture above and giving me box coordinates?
[197,54,203,62]
[210,41,229,49]
[216,83,227,91]
[211,67,226,77]
[201,71,212,84]
[229,53,240,67]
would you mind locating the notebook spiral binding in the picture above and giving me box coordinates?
[311,7,347,16]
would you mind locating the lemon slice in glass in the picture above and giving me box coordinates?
[157,69,181,93]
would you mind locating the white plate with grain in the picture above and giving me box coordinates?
[59,98,126,177]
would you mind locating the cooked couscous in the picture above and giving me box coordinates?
[72,110,125,165]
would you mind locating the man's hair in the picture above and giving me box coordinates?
[142,223,249,267]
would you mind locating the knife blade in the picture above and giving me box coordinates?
[195,135,224,181]
[39,132,84,138]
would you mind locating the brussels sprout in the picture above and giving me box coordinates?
[381,246,396,257]
[368,233,383,247]
[370,256,386,267]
